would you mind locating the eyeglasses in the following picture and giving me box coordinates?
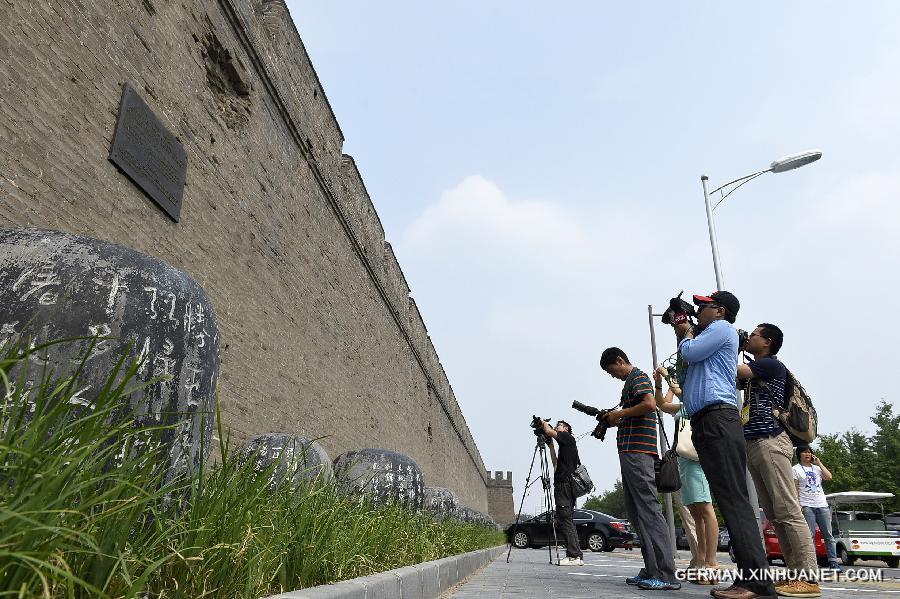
[697,303,721,313]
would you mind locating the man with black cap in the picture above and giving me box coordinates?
[668,291,776,599]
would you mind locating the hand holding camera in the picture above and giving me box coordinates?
[571,400,615,441]
[661,291,696,326]
[531,415,550,436]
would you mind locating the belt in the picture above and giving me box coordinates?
[690,402,737,423]
[746,428,786,441]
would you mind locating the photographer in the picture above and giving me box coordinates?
[540,419,584,566]
[738,324,821,596]
[599,347,680,591]
[668,291,775,599]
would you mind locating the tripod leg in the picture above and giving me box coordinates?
[507,443,541,563]
[540,445,560,565]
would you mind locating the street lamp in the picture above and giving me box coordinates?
[699,149,821,534]
[701,149,821,290]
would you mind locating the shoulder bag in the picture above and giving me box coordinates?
[570,463,594,497]
[673,407,699,461]
[655,410,682,493]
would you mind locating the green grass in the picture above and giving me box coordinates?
[0,338,503,598]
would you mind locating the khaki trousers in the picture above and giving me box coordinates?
[746,432,817,574]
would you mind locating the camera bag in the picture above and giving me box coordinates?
[570,463,594,498]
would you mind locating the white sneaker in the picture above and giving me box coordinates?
[558,557,584,566]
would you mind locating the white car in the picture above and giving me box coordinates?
[826,492,900,568]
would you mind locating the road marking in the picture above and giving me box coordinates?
[568,572,628,579]
[821,587,900,594]
[584,562,644,569]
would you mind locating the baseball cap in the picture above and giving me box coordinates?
[692,291,740,323]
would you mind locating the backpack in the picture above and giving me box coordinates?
[771,369,818,445]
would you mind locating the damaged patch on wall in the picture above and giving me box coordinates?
[201,29,252,129]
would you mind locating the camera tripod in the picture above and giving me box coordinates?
[506,434,560,565]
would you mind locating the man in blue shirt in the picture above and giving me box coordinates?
[670,291,775,599]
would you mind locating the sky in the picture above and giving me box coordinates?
[287,1,900,515]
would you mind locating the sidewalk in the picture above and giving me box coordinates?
[448,547,900,598]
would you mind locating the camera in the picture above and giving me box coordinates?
[737,328,750,351]
[571,400,614,441]
[531,415,550,437]
[661,291,696,326]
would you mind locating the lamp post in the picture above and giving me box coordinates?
[699,149,822,533]
[701,150,822,290]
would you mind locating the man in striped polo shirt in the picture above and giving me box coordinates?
[601,347,680,591]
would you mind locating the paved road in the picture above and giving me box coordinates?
[448,548,900,598]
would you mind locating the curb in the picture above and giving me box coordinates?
[264,545,506,599]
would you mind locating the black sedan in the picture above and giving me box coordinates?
[506,509,634,552]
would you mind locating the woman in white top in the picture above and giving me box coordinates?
[792,446,841,570]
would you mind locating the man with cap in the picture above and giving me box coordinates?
[668,291,776,599]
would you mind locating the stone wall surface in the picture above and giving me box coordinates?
[0,0,493,510]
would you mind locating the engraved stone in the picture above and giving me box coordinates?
[333,448,425,509]
[240,433,332,488]
[424,486,461,520]
[0,228,218,478]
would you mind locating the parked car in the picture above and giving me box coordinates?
[506,509,634,552]
[674,525,728,552]
[675,527,689,550]
[729,509,829,566]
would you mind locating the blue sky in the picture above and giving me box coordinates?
[288,1,900,513]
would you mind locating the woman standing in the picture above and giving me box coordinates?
[654,366,719,583]
[793,446,842,571]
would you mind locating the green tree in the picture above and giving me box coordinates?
[813,400,900,512]
[582,479,627,517]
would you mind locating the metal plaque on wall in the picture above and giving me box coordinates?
[109,83,187,222]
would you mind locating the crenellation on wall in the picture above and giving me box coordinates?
[215,0,343,198]
[338,155,386,273]
[252,0,344,191]
[406,298,430,362]
[427,345,452,402]
[381,241,412,321]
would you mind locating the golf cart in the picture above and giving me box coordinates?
[826,492,900,568]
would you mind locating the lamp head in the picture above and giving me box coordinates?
[770,150,822,173]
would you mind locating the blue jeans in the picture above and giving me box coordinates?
[802,506,838,563]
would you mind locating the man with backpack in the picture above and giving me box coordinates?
[737,323,821,597]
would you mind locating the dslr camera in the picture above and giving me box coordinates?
[661,290,696,326]
[737,328,750,351]
[571,400,614,441]
[531,415,551,439]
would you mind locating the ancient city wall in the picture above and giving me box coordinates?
[0,0,493,511]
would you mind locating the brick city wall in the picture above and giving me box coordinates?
[0,0,496,512]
